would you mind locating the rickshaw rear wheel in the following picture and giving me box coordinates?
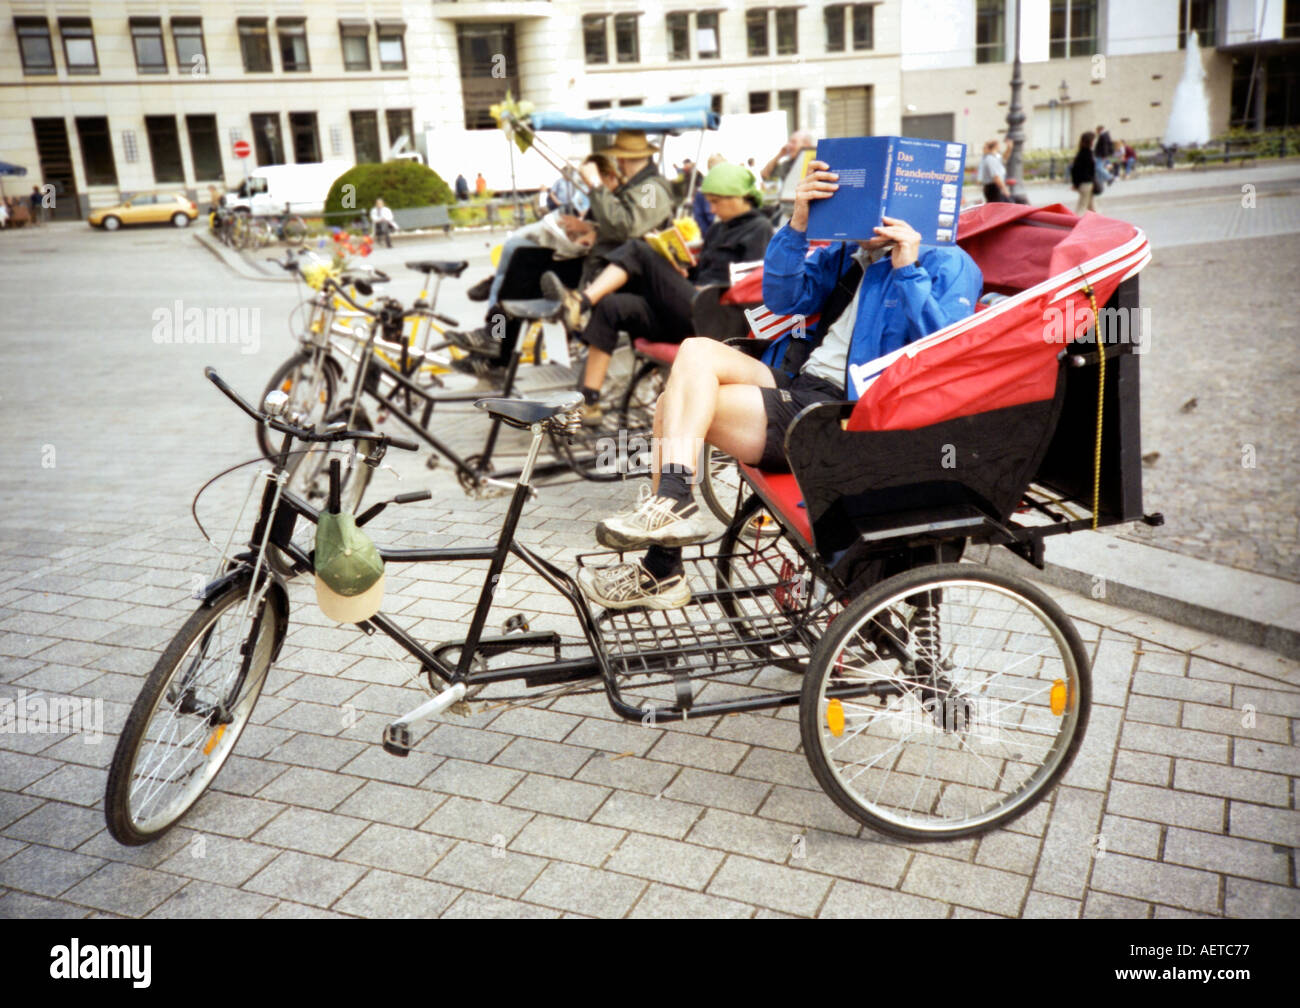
[799,563,1090,841]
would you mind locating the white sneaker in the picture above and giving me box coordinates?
[596,494,708,549]
[578,560,691,611]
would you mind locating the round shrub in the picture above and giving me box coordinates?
[324,161,454,220]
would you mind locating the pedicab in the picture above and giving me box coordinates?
[105,201,1161,846]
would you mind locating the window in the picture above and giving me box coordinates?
[250,113,284,164]
[583,15,608,64]
[975,0,1006,63]
[289,112,320,163]
[239,19,272,72]
[186,114,222,180]
[130,18,167,73]
[667,12,690,60]
[825,5,846,52]
[75,117,117,185]
[749,91,772,114]
[15,17,55,74]
[776,8,798,55]
[351,111,381,163]
[172,18,206,72]
[1179,0,1217,48]
[386,108,414,153]
[278,18,310,72]
[851,4,874,50]
[747,9,769,57]
[457,23,517,129]
[777,89,799,130]
[712,94,724,116]
[145,115,185,183]
[614,13,639,63]
[377,20,407,70]
[340,20,370,70]
[1051,0,1098,58]
[698,11,720,58]
[59,18,99,74]
[1287,0,1300,38]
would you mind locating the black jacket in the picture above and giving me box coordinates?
[1071,148,1096,187]
[692,210,774,287]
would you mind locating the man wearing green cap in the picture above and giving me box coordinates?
[542,161,773,420]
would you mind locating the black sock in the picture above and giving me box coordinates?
[578,291,592,310]
[657,468,694,506]
[580,385,601,405]
[643,545,682,580]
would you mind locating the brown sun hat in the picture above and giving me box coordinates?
[600,130,660,158]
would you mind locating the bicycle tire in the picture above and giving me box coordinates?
[256,351,341,461]
[799,563,1091,841]
[105,577,284,845]
[282,215,308,247]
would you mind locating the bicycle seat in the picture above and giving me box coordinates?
[474,391,583,427]
[405,260,469,278]
[499,298,562,322]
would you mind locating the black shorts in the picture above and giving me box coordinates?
[756,369,845,472]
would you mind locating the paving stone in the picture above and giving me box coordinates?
[1223,876,1300,918]
[627,882,754,918]
[796,829,912,888]
[1082,891,1151,918]
[1127,694,1181,726]
[1089,852,1221,914]
[244,851,368,908]
[1062,704,1123,791]
[485,706,581,743]
[255,765,366,811]
[337,822,452,876]
[512,813,624,868]
[1132,669,1231,705]
[440,890,561,919]
[335,780,444,830]
[816,877,948,918]
[426,840,549,899]
[707,854,832,917]
[646,730,748,774]
[1112,749,1172,787]
[0,791,42,831]
[1098,814,1162,859]
[260,900,353,919]
[154,833,279,887]
[264,732,369,772]
[589,790,703,841]
[333,868,460,918]
[1182,700,1290,743]
[338,745,444,788]
[424,759,524,803]
[575,752,680,795]
[22,762,105,807]
[148,880,278,919]
[1119,721,1230,763]
[423,722,513,763]
[662,766,770,814]
[1022,891,1081,918]
[1163,826,1291,884]
[420,795,534,846]
[562,717,656,758]
[502,773,610,820]
[0,752,59,792]
[61,862,185,917]
[756,784,863,838]
[1232,685,1300,720]
[523,861,645,918]
[181,792,285,840]
[0,843,105,898]
[252,806,369,858]
[1105,780,1224,832]
[604,833,724,891]
[709,712,802,752]
[0,890,91,918]
[0,836,25,862]
[1035,786,1106,899]
[4,801,104,850]
[1232,738,1298,775]
[902,852,1030,916]
[1227,802,1300,846]
[204,755,287,798]
[975,830,1043,875]
[686,807,796,863]
[1173,758,1290,807]
[493,736,592,778]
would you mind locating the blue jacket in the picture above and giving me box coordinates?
[761,225,982,399]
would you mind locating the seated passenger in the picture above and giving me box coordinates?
[578,159,982,610]
[540,162,774,424]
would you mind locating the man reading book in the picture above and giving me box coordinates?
[576,159,981,611]
[540,162,773,425]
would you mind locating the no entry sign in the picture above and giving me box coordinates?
[233,140,251,159]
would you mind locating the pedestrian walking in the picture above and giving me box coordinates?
[29,185,43,226]
[1071,131,1099,215]
[369,197,398,248]
[978,138,1012,202]
[1094,125,1115,185]
[455,173,469,202]
[475,172,487,197]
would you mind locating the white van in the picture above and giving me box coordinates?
[223,161,351,216]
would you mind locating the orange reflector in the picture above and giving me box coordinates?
[203,724,226,755]
[826,698,845,737]
[1050,680,1068,716]
[280,379,292,393]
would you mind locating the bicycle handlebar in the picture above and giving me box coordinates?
[203,367,419,452]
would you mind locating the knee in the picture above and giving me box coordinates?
[677,336,714,365]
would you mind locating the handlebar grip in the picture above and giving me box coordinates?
[431,312,459,327]
[204,368,261,422]
[385,434,420,452]
[373,269,391,284]
[393,491,432,504]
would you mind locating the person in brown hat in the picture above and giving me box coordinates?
[576,130,675,286]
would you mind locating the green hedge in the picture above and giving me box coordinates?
[323,161,454,220]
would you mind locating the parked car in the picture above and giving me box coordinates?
[89,192,198,231]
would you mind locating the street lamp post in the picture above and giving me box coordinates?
[1004,0,1026,201]
[1047,99,1058,179]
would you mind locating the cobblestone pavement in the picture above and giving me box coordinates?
[0,182,1297,919]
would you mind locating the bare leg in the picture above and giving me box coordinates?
[583,263,628,308]
[582,347,612,392]
[655,337,776,479]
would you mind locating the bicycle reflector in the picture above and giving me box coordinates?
[1050,679,1068,716]
[826,698,845,737]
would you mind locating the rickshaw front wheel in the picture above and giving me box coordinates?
[799,563,1091,841]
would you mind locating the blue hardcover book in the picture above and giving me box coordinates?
[806,136,966,245]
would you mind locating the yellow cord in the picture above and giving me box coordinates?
[1083,282,1103,529]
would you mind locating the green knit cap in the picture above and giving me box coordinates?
[700,162,761,204]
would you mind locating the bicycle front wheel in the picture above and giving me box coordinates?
[282,215,308,246]
[800,563,1091,841]
[256,351,340,460]
[105,578,284,845]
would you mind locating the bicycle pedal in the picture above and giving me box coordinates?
[381,723,412,757]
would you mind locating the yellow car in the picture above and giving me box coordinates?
[89,192,198,231]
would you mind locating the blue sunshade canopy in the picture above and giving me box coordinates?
[0,160,29,176]
[527,95,719,134]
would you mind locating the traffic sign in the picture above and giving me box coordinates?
[233,140,251,159]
